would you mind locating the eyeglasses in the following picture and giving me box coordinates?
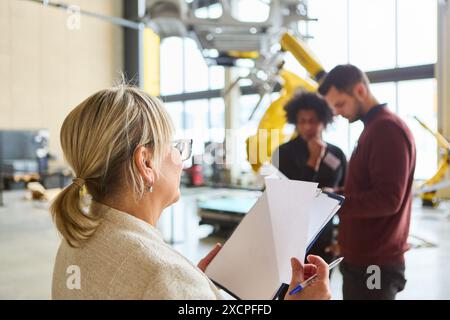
[143,139,193,162]
[172,139,193,161]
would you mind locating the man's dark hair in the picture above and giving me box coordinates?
[284,91,333,127]
[318,64,370,96]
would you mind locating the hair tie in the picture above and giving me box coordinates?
[72,177,85,188]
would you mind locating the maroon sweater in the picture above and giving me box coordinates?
[339,105,416,266]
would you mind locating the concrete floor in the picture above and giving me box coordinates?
[1,188,450,300]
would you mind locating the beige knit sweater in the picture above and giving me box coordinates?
[52,201,223,300]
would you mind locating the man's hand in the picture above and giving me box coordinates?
[197,243,222,272]
[307,138,326,171]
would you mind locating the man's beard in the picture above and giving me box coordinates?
[349,100,365,123]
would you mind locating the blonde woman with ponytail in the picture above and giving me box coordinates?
[51,84,331,300]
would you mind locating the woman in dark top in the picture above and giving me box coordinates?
[272,91,347,264]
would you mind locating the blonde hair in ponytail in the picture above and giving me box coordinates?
[51,84,174,247]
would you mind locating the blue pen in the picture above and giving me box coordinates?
[289,257,344,295]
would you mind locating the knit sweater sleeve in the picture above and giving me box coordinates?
[341,121,413,218]
[140,244,223,300]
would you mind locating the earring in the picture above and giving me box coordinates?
[146,177,153,193]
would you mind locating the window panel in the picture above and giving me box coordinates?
[323,115,350,157]
[210,98,225,128]
[307,0,349,70]
[185,99,210,155]
[164,101,184,139]
[184,38,209,92]
[239,94,268,125]
[209,66,224,90]
[397,0,437,66]
[397,79,437,180]
[210,98,225,142]
[348,0,396,71]
[160,37,183,95]
[370,82,397,112]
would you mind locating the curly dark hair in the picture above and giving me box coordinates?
[284,91,334,127]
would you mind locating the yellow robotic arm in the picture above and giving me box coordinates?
[414,116,450,150]
[414,116,450,206]
[280,32,326,82]
[246,32,326,172]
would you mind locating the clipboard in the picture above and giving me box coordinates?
[205,177,344,300]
